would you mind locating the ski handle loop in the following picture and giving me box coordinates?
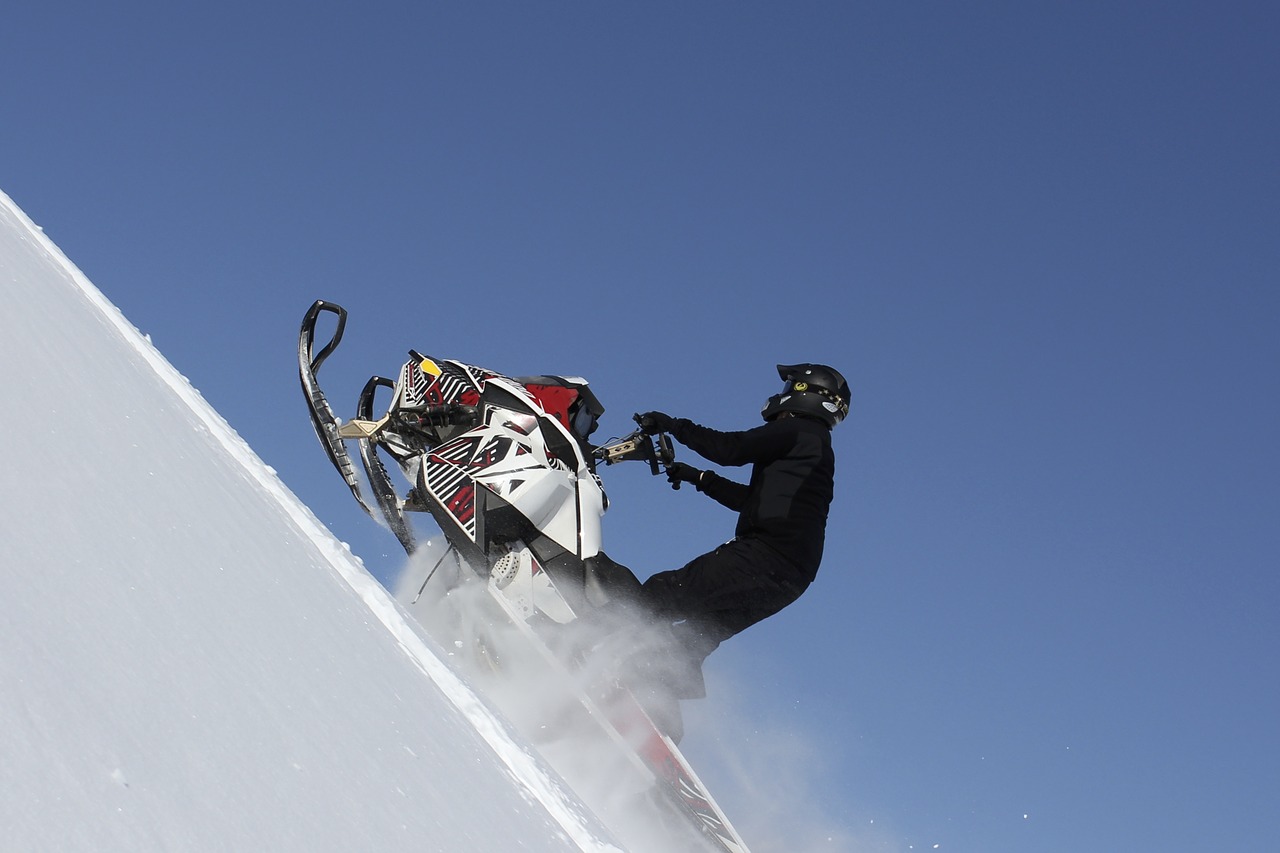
[357,375,395,419]
[302,300,347,375]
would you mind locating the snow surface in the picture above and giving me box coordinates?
[0,188,624,852]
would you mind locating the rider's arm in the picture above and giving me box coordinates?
[671,418,792,467]
[694,470,749,511]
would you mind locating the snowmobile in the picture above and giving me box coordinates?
[298,300,750,853]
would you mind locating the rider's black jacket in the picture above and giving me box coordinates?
[669,415,835,582]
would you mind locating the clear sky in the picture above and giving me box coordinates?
[4,3,1278,851]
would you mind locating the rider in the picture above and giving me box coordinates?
[630,363,848,704]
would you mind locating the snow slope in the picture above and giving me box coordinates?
[0,188,622,852]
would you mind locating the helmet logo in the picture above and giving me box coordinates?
[793,382,809,392]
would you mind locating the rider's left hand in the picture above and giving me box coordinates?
[638,411,675,435]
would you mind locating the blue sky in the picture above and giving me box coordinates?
[4,3,1278,850]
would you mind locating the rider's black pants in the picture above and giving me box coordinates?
[640,537,810,669]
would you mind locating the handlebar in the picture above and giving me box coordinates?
[591,416,681,488]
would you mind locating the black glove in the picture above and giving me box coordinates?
[665,461,703,490]
[637,411,676,435]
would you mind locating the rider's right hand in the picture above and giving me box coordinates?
[665,461,703,488]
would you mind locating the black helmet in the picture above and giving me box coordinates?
[761,363,850,428]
